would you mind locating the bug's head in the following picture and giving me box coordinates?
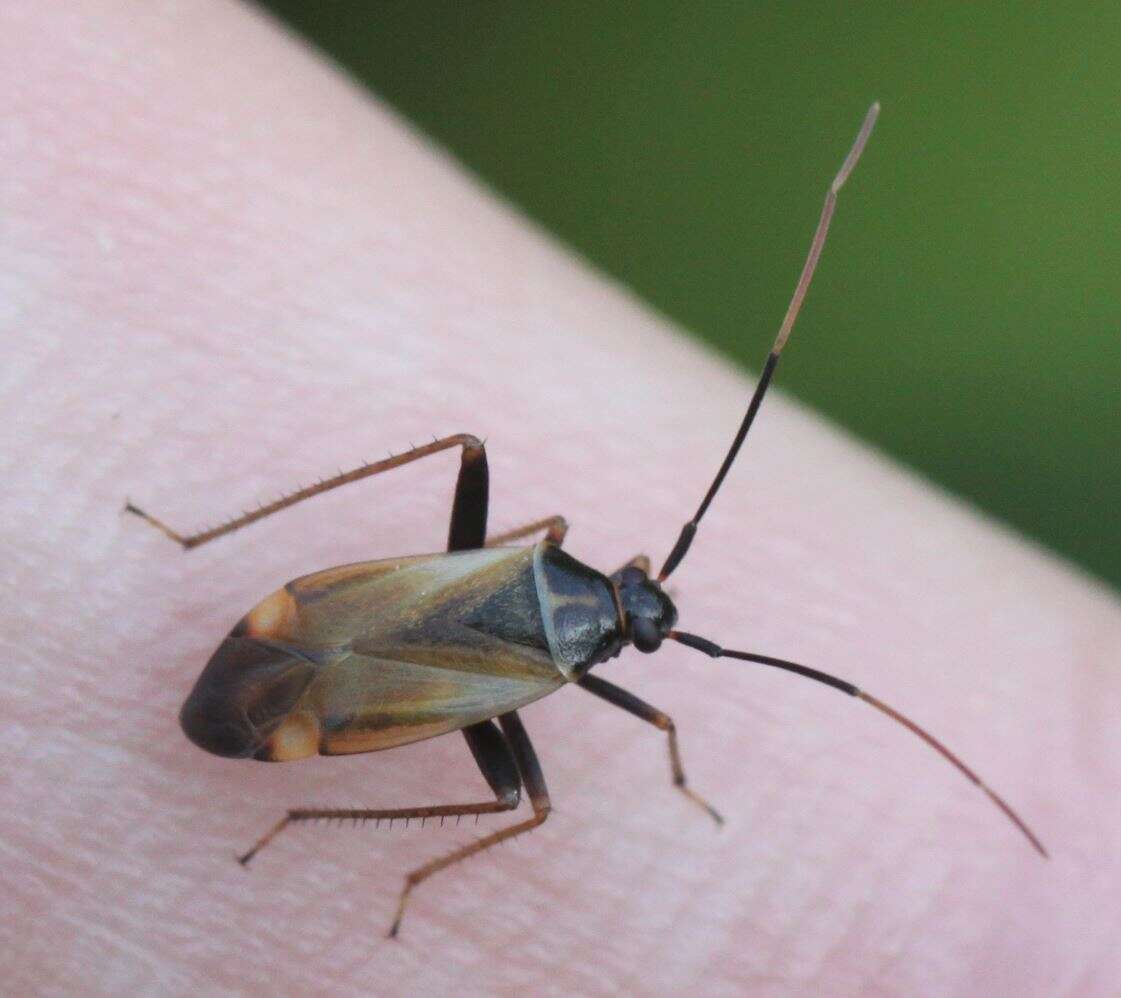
[612,565,677,653]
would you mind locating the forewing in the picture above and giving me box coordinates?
[237,547,564,756]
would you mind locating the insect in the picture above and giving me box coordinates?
[127,103,1045,937]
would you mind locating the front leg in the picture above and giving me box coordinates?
[578,673,723,826]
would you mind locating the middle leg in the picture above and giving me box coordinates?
[486,514,568,547]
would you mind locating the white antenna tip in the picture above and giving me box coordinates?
[832,102,881,193]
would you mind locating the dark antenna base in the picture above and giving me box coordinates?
[658,103,880,582]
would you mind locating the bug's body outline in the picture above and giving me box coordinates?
[182,542,625,762]
[127,104,1046,937]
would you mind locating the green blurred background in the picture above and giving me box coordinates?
[261,3,1119,591]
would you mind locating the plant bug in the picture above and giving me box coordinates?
[127,103,1046,938]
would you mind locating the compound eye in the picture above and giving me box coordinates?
[631,616,662,653]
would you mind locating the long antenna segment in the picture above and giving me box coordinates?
[658,102,880,582]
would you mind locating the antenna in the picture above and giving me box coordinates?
[658,102,880,582]
[670,630,1048,858]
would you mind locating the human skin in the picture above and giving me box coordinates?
[3,2,1119,994]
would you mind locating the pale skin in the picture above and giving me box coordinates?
[3,2,1120,994]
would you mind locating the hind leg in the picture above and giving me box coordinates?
[389,711,550,937]
[126,433,489,551]
[236,718,522,868]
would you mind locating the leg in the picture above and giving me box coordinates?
[486,514,568,547]
[390,710,550,937]
[578,673,723,826]
[236,719,520,867]
[612,553,651,576]
[125,433,488,551]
